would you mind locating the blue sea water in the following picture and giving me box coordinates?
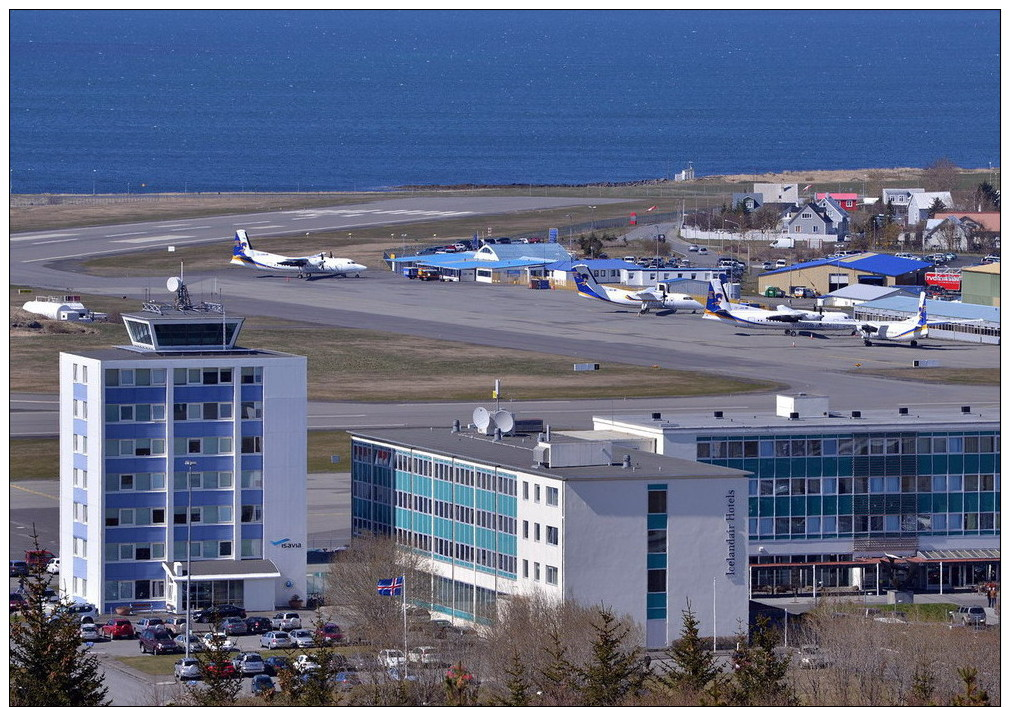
[9,9,1001,194]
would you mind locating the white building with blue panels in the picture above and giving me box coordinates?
[350,425,750,649]
[59,301,307,613]
[593,394,1000,593]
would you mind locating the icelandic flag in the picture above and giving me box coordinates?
[377,576,404,596]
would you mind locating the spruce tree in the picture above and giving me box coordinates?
[574,607,648,707]
[950,667,992,707]
[658,601,722,694]
[726,615,797,706]
[10,533,110,707]
[497,649,530,706]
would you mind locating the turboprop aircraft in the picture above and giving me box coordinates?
[572,264,704,315]
[854,292,972,347]
[230,230,367,279]
[701,281,857,335]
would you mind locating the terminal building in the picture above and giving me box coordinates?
[593,394,1000,596]
[59,282,307,613]
[350,415,750,650]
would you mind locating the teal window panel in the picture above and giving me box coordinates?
[979,454,997,473]
[647,553,667,569]
[749,498,758,516]
[647,607,667,620]
[415,477,432,496]
[476,528,494,549]
[962,456,979,474]
[775,498,790,516]
[791,497,806,515]
[835,457,852,475]
[434,481,452,501]
[932,494,948,512]
[647,484,668,490]
[807,462,823,477]
[948,495,963,512]
[497,534,516,555]
[646,593,666,609]
[454,524,474,545]
[917,456,933,474]
[435,519,453,538]
[791,460,807,477]
[838,496,852,515]
[917,495,931,512]
[759,460,776,476]
[822,496,837,515]
[807,497,822,515]
[964,494,979,512]
[759,498,774,517]
[647,514,667,530]
[947,456,964,474]
[821,458,837,476]
[476,491,495,512]
[980,494,995,512]
[456,487,474,506]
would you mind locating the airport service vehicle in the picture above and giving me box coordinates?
[572,265,705,315]
[230,230,367,280]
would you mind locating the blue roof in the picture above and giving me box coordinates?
[547,259,643,272]
[766,253,931,277]
[859,294,1000,324]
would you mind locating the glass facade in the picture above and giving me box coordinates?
[694,430,1000,543]
[646,485,668,620]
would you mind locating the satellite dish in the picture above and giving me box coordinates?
[493,409,515,435]
[472,407,492,434]
[166,276,182,293]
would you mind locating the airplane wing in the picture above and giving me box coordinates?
[766,313,808,323]
[277,258,311,267]
[629,292,663,303]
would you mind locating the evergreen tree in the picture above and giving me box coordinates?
[10,532,110,707]
[497,649,531,706]
[657,601,722,694]
[725,615,797,706]
[573,607,648,707]
[950,667,991,706]
[536,627,580,706]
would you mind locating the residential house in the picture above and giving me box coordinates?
[906,191,954,226]
[753,183,802,205]
[922,212,1000,252]
[814,192,860,211]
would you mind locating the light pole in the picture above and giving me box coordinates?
[92,169,96,195]
[183,459,196,659]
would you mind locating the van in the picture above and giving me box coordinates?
[776,259,788,267]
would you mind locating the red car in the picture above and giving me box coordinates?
[100,618,135,639]
[315,622,343,644]
[9,593,28,612]
[204,661,238,679]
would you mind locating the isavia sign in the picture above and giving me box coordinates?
[271,538,303,549]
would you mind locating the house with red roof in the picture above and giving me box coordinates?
[814,192,859,211]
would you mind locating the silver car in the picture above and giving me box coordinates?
[80,622,101,642]
[260,631,293,650]
[174,657,201,681]
[232,651,266,675]
[288,629,315,648]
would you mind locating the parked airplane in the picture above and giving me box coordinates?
[572,265,704,315]
[230,230,367,279]
[702,282,857,335]
[854,292,973,347]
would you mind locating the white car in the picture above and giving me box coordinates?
[202,632,237,651]
[407,645,442,666]
[260,631,293,650]
[293,654,320,673]
[46,557,60,573]
[377,648,406,669]
[688,245,699,252]
[175,633,205,653]
[288,628,315,648]
[271,612,302,630]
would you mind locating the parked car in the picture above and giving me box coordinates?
[202,632,238,651]
[220,617,248,636]
[163,617,188,636]
[950,606,986,626]
[174,633,205,653]
[135,617,166,632]
[232,651,266,675]
[48,601,99,624]
[260,631,293,650]
[45,557,60,574]
[204,661,238,679]
[192,604,246,623]
[139,629,180,654]
[331,671,362,690]
[9,561,29,577]
[80,622,102,642]
[688,245,699,252]
[698,247,709,254]
[271,611,302,630]
[776,258,788,267]
[263,656,292,676]
[251,674,275,696]
[174,657,202,681]
[294,654,321,673]
[289,628,316,648]
[245,616,274,634]
[315,622,343,644]
[796,644,830,669]
[407,645,442,666]
[100,618,136,640]
[9,593,28,612]
[377,648,407,669]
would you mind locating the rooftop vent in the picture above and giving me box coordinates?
[852,411,862,419]
[789,412,799,420]
[651,412,662,420]
[452,419,461,432]
[622,454,632,469]
[961,406,972,414]
[898,407,909,416]
[713,411,724,419]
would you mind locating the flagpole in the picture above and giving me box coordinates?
[402,575,408,671]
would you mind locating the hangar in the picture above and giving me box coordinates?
[853,292,1000,344]
[757,253,931,296]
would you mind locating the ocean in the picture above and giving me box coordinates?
[9,9,1001,194]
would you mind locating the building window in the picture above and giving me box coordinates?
[546,486,559,506]
[241,401,263,419]
[73,537,87,557]
[522,482,529,500]
[73,399,87,419]
[241,539,262,558]
[73,434,87,453]
[73,502,87,523]
[534,562,541,581]
[241,505,263,523]
[534,485,541,503]
[240,367,263,384]
[522,521,529,539]
[546,526,559,545]
[241,437,262,454]
[648,569,666,593]
[546,565,559,585]
[73,467,87,488]
[522,560,529,578]
[648,489,667,514]
[647,529,666,553]
[534,523,541,542]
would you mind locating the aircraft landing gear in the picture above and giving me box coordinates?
[787,330,798,336]
[864,340,873,347]
[910,340,918,347]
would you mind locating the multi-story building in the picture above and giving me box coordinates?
[350,422,750,649]
[593,394,1000,595]
[59,290,306,613]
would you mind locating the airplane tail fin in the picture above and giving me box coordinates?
[233,230,252,256]
[704,281,725,315]
[572,264,608,300]
[916,291,928,336]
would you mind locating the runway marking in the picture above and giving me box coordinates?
[29,238,79,245]
[10,484,60,501]
[10,233,80,241]
[106,231,150,237]
[114,235,196,244]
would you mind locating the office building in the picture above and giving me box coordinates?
[59,288,307,613]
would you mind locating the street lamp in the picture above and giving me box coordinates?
[183,460,196,659]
